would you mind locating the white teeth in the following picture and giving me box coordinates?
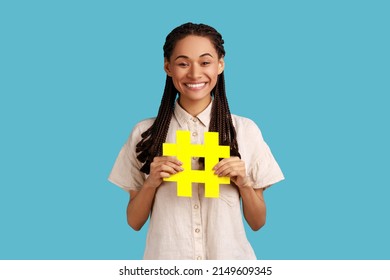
[186,83,205,88]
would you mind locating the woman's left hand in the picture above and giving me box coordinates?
[213,157,252,189]
[214,157,266,231]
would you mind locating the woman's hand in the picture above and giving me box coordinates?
[213,156,266,231]
[127,156,182,231]
[144,156,183,189]
[213,157,252,189]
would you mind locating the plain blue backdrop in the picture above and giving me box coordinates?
[1,0,389,260]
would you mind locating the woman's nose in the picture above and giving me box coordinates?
[187,64,202,79]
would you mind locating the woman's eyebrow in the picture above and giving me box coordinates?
[174,55,189,61]
[200,53,213,58]
[174,53,214,61]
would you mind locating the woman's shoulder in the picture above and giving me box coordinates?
[133,117,156,131]
[231,114,260,130]
[125,117,156,142]
[231,114,264,140]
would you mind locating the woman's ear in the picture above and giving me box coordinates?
[164,59,172,77]
[218,57,225,74]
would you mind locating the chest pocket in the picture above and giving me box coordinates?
[219,184,239,207]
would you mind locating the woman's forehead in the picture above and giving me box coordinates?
[171,35,218,58]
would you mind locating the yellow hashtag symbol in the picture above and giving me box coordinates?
[163,130,230,198]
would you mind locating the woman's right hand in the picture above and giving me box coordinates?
[144,156,183,189]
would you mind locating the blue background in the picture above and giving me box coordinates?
[1,0,389,260]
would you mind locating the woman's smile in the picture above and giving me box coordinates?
[164,35,225,115]
[185,82,207,89]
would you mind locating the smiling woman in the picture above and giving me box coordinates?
[108,22,284,260]
[164,35,225,116]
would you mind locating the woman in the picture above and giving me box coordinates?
[109,22,284,259]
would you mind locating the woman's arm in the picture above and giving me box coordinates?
[213,157,266,231]
[126,188,156,231]
[126,156,183,231]
[238,186,266,231]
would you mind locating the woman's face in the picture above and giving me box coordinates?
[164,35,224,112]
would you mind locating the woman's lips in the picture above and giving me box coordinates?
[185,82,206,89]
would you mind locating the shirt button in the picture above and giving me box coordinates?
[194,204,199,209]
[195,228,200,233]
[193,118,198,122]
[192,132,198,137]
[197,256,202,260]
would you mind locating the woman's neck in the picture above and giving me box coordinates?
[178,96,212,117]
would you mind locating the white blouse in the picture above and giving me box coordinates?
[109,100,284,260]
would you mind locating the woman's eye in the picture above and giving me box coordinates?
[201,61,211,66]
[178,62,189,67]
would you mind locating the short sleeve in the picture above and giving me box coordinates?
[234,116,285,189]
[108,121,152,192]
[249,142,285,189]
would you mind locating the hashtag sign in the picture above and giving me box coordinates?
[163,130,230,198]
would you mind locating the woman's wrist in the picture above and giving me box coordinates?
[143,179,159,190]
[237,177,254,190]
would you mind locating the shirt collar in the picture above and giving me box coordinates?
[173,99,213,128]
